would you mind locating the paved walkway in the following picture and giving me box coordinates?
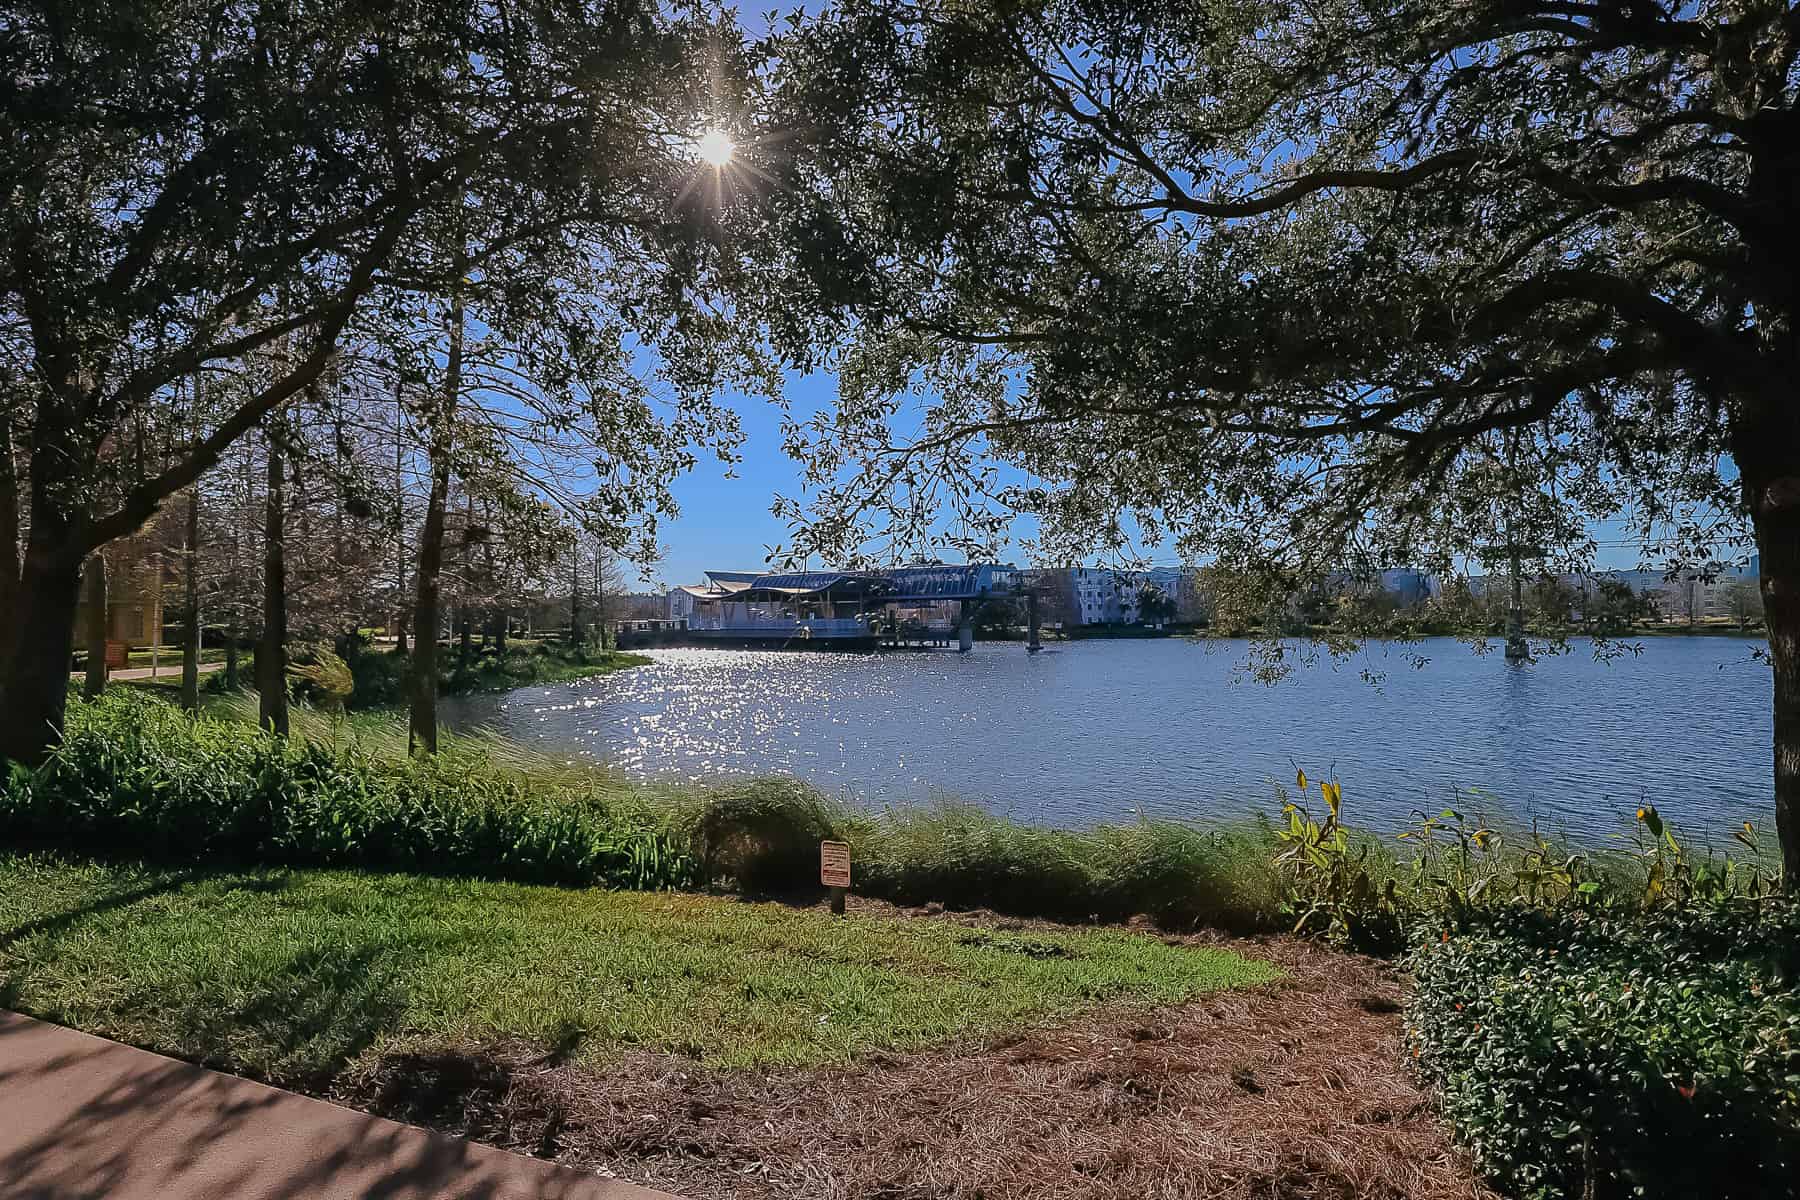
[0,1011,675,1200]
[70,661,224,682]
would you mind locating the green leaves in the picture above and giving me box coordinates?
[0,690,695,892]
[763,0,1766,681]
[1410,904,1800,1198]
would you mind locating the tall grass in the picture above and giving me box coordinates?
[650,777,1285,929]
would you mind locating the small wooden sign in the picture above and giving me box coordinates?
[820,840,852,888]
[104,640,128,669]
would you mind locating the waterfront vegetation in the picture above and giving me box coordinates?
[1,688,1793,1198]
[1275,782,1796,1199]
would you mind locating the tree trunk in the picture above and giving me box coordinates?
[408,289,462,755]
[0,552,85,764]
[0,469,88,764]
[409,454,449,754]
[225,637,239,690]
[393,376,410,658]
[1735,400,1800,885]
[458,603,472,666]
[82,553,107,700]
[259,429,289,736]
[569,551,582,648]
[494,609,507,655]
[594,551,607,652]
[0,418,19,637]
[180,481,201,711]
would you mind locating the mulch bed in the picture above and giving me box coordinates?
[339,898,1492,1200]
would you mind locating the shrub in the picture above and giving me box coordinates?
[1410,903,1800,1199]
[341,640,409,707]
[687,778,840,891]
[0,691,694,892]
[1272,771,1795,1198]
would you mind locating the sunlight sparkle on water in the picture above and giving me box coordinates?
[438,642,1772,838]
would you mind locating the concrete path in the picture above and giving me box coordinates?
[0,1011,675,1200]
[69,661,224,682]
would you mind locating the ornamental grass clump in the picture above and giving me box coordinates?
[820,801,1285,930]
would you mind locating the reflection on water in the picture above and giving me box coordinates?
[439,637,1772,839]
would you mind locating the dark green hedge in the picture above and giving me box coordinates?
[1409,903,1800,1199]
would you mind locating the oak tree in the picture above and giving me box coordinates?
[770,0,1800,875]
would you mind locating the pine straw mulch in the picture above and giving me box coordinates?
[338,900,1493,1200]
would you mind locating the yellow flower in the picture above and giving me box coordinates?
[1636,807,1648,822]
[1296,769,1308,790]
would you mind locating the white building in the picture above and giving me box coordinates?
[665,570,762,627]
[1054,567,1186,626]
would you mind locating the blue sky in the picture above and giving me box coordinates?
[650,377,822,587]
[645,376,1671,590]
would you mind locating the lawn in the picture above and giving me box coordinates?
[0,854,1278,1084]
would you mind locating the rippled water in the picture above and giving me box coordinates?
[440,637,1773,840]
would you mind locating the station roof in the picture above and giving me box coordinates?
[734,572,897,602]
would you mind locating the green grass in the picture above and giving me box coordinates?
[0,853,1278,1082]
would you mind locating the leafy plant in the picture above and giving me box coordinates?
[0,690,694,892]
[1270,770,1401,951]
[1631,804,1777,907]
[1410,903,1800,1199]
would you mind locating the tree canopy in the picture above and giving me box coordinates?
[0,0,773,759]
[766,0,1800,871]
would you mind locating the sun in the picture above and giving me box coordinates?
[696,129,735,167]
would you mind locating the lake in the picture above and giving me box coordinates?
[440,636,1772,841]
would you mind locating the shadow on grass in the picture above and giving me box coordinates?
[0,861,586,1197]
[0,865,199,955]
[1,856,420,1092]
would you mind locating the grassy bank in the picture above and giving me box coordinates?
[1,691,690,890]
[0,854,1276,1081]
[3,690,1291,931]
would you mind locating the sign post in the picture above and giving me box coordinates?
[820,839,851,915]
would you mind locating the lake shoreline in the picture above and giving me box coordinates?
[441,637,1772,841]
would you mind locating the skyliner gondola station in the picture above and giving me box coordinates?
[663,563,1034,652]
